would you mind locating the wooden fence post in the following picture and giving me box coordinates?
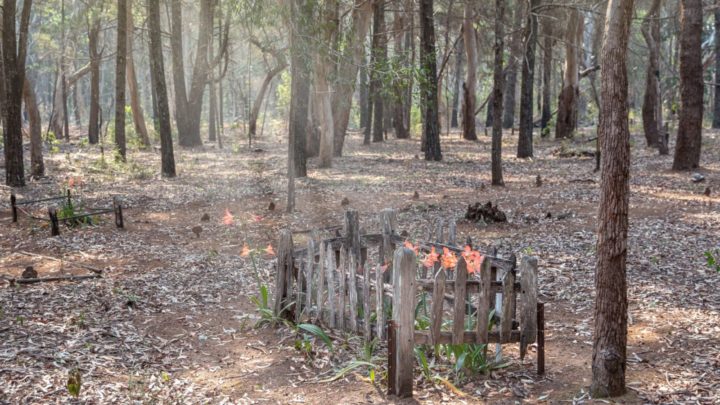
[274,230,294,319]
[344,210,361,259]
[11,194,18,223]
[537,302,545,375]
[520,256,538,360]
[66,189,72,207]
[48,208,60,236]
[500,266,516,343]
[325,243,336,328]
[113,198,124,228]
[390,247,416,398]
[315,240,325,324]
[476,257,492,344]
[452,259,467,344]
[380,209,397,283]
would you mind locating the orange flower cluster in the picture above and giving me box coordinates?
[222,209,235,225]
[240,243,275,257]
[403,240,419,255]
[441,247,458,269]
[422,246,439,268]
[461,245,484,274]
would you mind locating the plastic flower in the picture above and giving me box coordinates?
[422,246,439,268]
[222,209,234,225]
[240,243,251,258]
[441,247,458,269]
[462,245,484,274]
[403,240,419,255]
[265,244,275,256]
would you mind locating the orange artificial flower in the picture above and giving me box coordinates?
[222,209,235,225]
[422,246,439,268]
[403,240,419,255]
[240,243,251,258]
[441,247,458,269]
[462,245,484,274]
[68,177,75,188]
[265,244,276,256]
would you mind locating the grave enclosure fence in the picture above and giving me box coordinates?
[273,209,544,398]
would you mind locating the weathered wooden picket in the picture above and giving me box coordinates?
[274,209,543,398]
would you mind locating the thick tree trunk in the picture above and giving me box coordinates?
[147,0,175,177]
[88,18,101,145]
[462,3,478,141]
[491,0,505,185]
[540,24,553,134]
[517,0,539,158]
[371,0,386,144]
[126,0,150,148]
[51,64,91,141]
[331,0,373,155]
[592,0,634,397]
[420,0,442,161]
[115,0,128,161]
[289,0,312,178]
[555,9,583,139]
[392,3,411,139]
[714,3,720,129]
[2,0,31,186]
[673,0,703,170]
[502,0,525,130]
[359,61,369,131]
[23,76,43,178]
[315,0,338,167]
[641,0,663,148]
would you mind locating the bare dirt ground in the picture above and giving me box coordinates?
[1,126,719,404]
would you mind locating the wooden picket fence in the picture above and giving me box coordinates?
[274,209,543,398]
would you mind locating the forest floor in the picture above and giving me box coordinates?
[1,125,719,404]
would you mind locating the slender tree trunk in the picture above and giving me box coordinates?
[208,10,217,143]
[371,0,386,144]
[714,2,720,129]
[331,0,373,155]
[555,9,582,139]
[642,0,663,148]
[673,0,703,170]
[502,0,525,129]
[450,35,463,129]
[60,0,69,141]
[88,18,101,144]
[289,0,312,179]
[592,0,634,397]
[491,0,506,185]
[23,76,43,178]
[315,0,338,166]
[125,0,150,147]
[249,64,286,139]
[462,3,478,141]
[115,0,128,160]
[359,60,369,131]
[541,26,553,134]
[419,0,442,160]
[147,0,175,177]
[517,0,539,158]
[393,3,411,139]
[2,0,32,186]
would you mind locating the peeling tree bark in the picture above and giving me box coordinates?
[517,0,539,158]
[641,0,663,148]
[491,0,505,185]
[23,76,43,178]
[555,9,583,140]
[462,2,478,141]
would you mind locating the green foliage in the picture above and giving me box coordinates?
[705,250,720,272]
[297,323,333,351]
[47,131,61,154]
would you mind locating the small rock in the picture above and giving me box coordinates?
[341,197,350,206]
[480,183,486,191]
[200,213,210,222]
[22,266,37,279]
[268,201,276,211]
[704,187,711,197]
[691,173,705,183]
[192,225,203,238]
[536,175,542,187]
[412,191,420,200]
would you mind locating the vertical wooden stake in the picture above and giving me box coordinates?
[66,189,72,207]
[326,244,336,328]
[476,257,492,344]
[500,267,516,344]
[520,256,538,360]
[49,208,60,236]
[348,253,358,333]
[305,236,316,319]
[295,259,305,323]
[338,248,346,330]
[380,209,397,283]
[274,230,293,319]
[448,218,456,245]
[375,265,385,340]
[113,198,124,228]
[387,319,397,395]
[431,267,446,345]
[315,241,326,324]
[11,194,18,223]
[390,247,416,398]
[453,259,467,345]
[537,302,545,375]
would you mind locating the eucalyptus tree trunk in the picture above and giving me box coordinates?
[115,0,128,161]
[502,0,525,129]
[420,0,442,160]
[392,2,411,139]
[371,0,387,144]
[491,0,506,185]
[450,35,463,129]
[592,0,634,397]
[315,0,338,167]
[517,0,539,158]
[126,0,150,148]
[555,9,583,139]
[23,76,44,178]
[540,23,553,133]
[462,2,478,141]
[288,0,313,179]
[88,17,102,144]
[673,0,703,170]
[641,0,663,148]
[147,0,175,177]
[713,2,720,129]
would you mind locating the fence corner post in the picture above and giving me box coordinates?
[48,208,60,236]
[274,229,294,320]
[380,208,397,283]
[390,247,416,398]
[113,198,124,229]
[11,194,17,223]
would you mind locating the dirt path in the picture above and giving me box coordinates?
[1,128,719,404]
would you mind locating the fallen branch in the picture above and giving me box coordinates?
[10,274,101,285]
